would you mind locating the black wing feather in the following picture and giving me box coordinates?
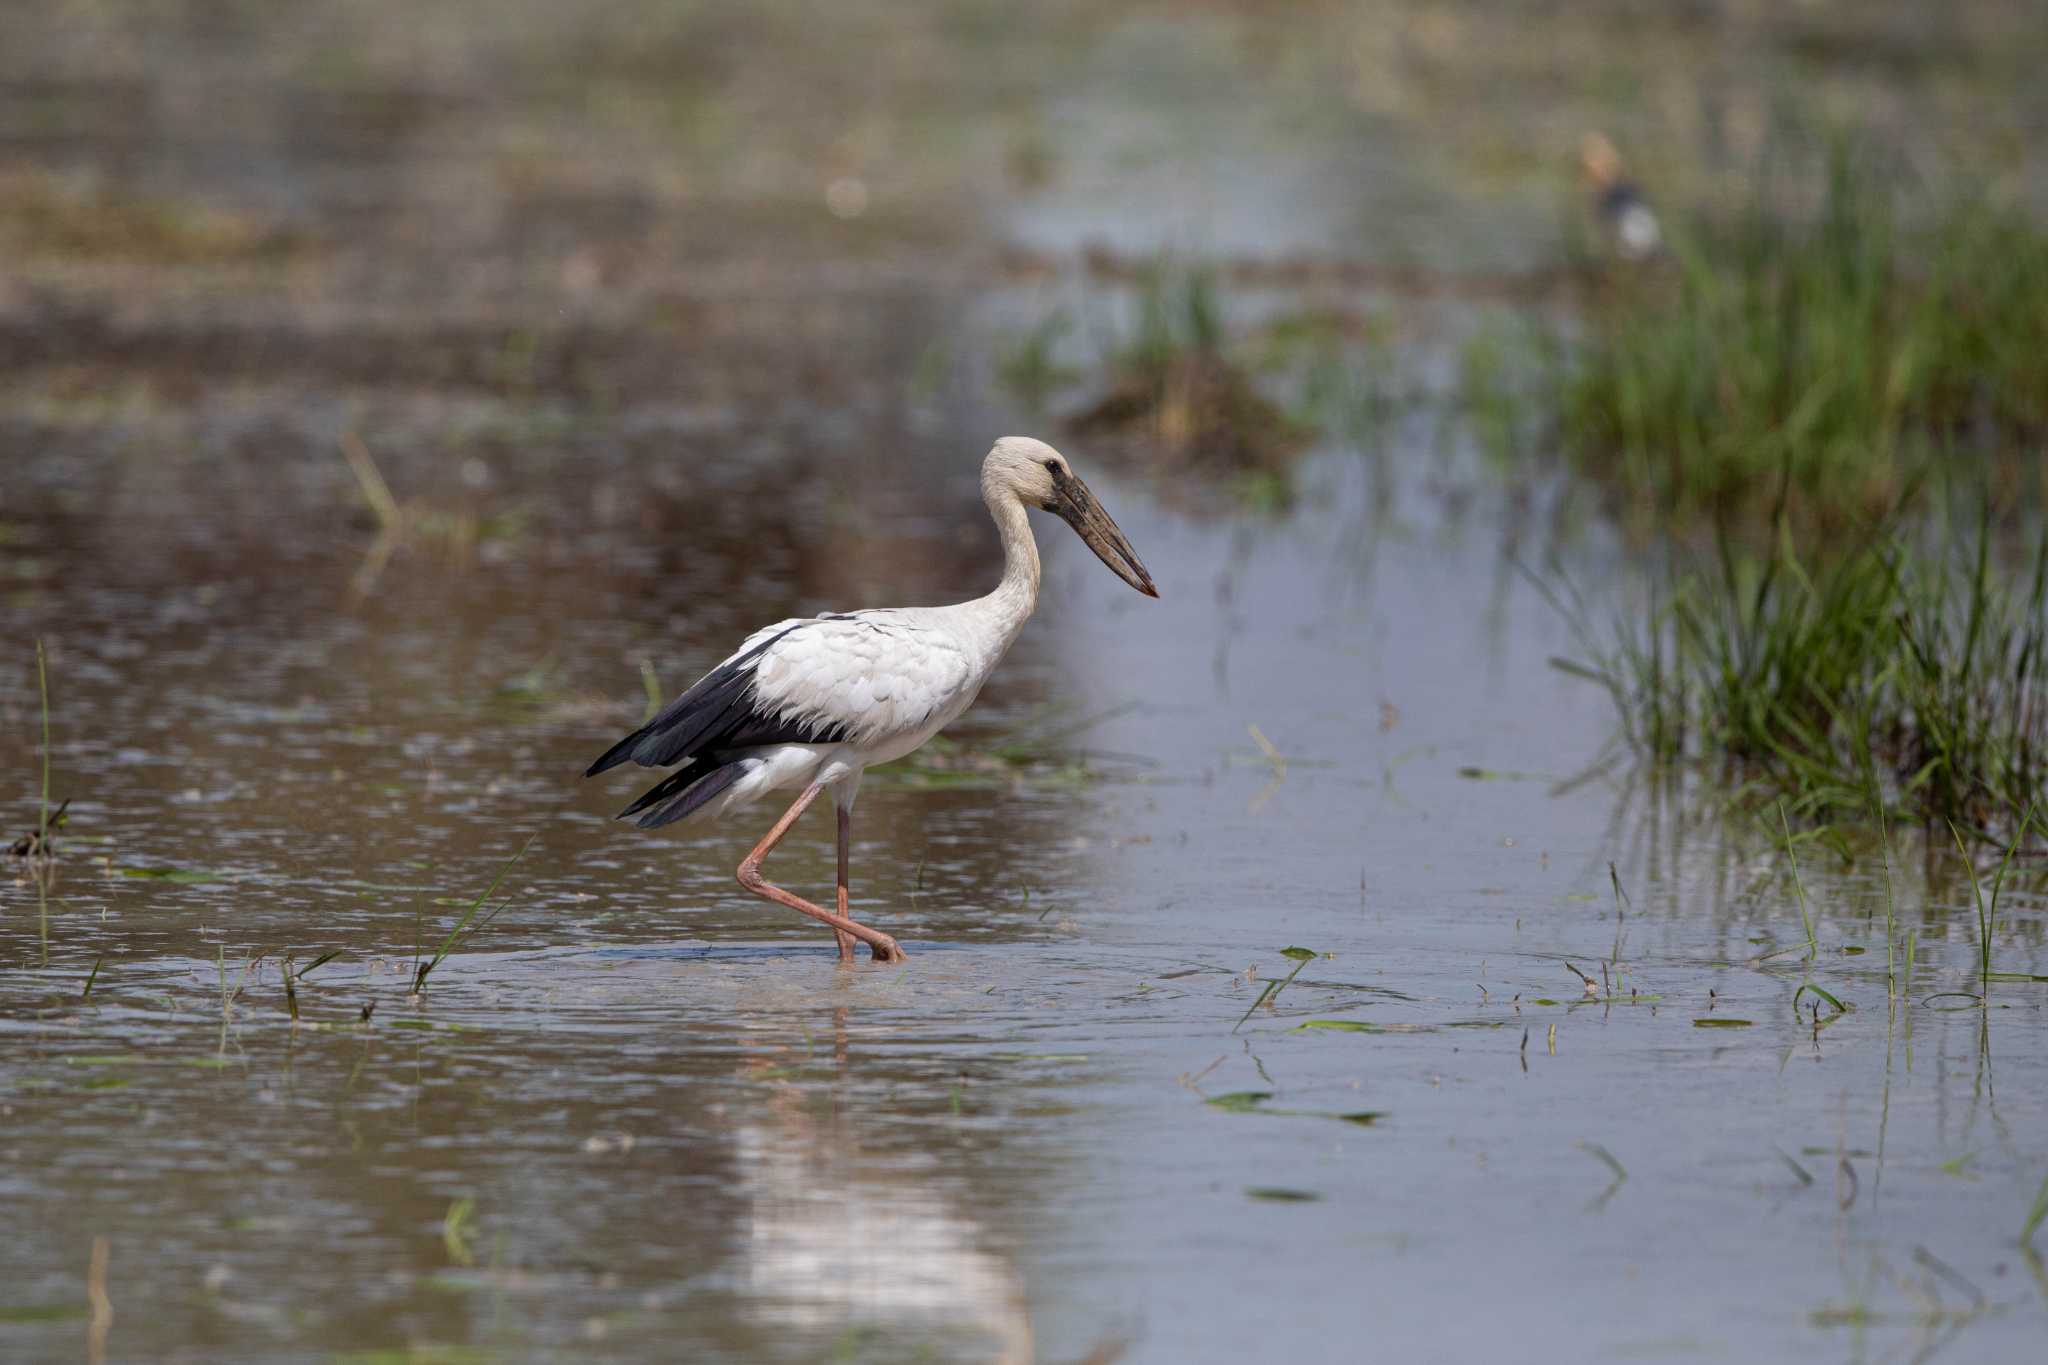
[622,757,750,829]
[584,623,853,778]
[616,756,721,819]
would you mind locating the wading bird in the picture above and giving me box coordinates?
[586,437,1159,963]
[1580,131,1662,261]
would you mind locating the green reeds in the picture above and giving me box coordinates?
[1062,263,1310,478]
[1235,946,1318,1032]
[1557,515,2048,840]
[1487,143,2048,526]
[1947,806,2031,987]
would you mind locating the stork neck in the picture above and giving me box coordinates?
[979,488,1041,645]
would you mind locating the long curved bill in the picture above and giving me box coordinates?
[1050,468,1160,598]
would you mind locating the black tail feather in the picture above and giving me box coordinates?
[621,758,749,829]
[585,663,756,776]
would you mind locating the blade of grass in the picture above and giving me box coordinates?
[414,835,537,993]
[2024,1169,2048,1247]
[1981,804,2033,983]
[340,431,401,529]
[36,639,51,846]
[295,949,343,981]
[1780,801,1816,957]
[1948,820,1991,987]
[1234,947,1318,1032]
[1876,799,1897,993]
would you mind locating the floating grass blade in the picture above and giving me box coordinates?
[80,954,101,1002]
[296,949,343,981]
[1578,1141,1627,1182]
[1793,983,1847,1018]
[1775,1148,1815,1187]
[414,835,537,993]
[1234,947,1318,1032]
[1204,1090,1380,1125]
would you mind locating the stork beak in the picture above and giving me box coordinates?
[1051,469,1159,598]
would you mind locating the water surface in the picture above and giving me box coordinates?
[6,4,2048,1362]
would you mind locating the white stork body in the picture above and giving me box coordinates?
[693,600,1015,819]
[587,437,1158,962]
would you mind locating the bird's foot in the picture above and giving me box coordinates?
[866,933,906,963]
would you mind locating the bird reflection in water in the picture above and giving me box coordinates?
[728,1009,1034,1363]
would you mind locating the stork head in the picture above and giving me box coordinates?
[984,436,1159,598]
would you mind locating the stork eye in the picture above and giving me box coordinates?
[1043,459,1058,471]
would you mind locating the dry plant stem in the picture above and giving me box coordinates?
[37,639,51,846]
[1876,801,1897,994]
[737,783,903,963]
[833,805,857,962]
[86,1235,111,1365]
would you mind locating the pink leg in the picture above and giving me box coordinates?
[833,804,857,963]
[736,783,904,963]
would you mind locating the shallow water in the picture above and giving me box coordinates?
[7,4,2048,1363]
[9,436,2048,1364]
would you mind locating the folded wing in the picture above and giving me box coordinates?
[585,612,975,783]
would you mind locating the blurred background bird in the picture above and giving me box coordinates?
[1581,131,1663,261]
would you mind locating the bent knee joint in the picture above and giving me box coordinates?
[736,861,763,889]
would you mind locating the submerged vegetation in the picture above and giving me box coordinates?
[1556,514,2048,841]
[0,163,303,264]
[1485,146,2048,527]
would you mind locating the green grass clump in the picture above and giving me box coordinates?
[1516,146,2048,526]
[1555,512,2048,840]
[1058,264,1312,480]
